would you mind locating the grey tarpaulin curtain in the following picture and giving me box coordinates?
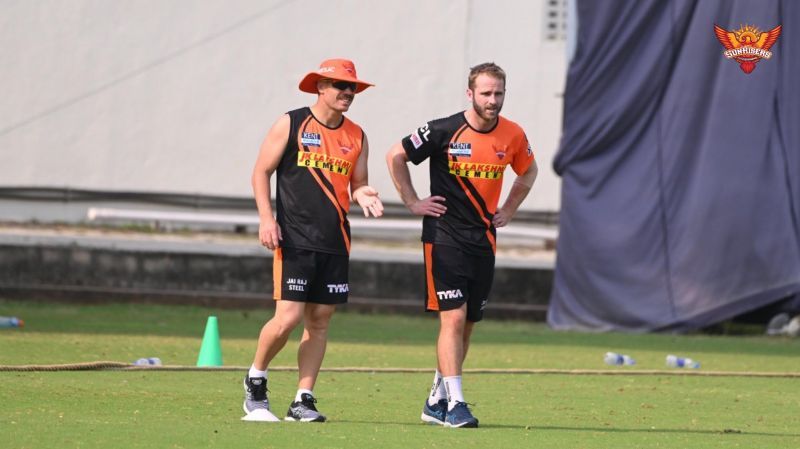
[548,0,800,332]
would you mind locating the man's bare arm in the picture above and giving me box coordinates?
[385,142,447,217]
[251,114,290,249]
[350,134,384,218]
[492,159,538,227]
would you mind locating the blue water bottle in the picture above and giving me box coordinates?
[134,357,163,366]
[0,316,24,328]
[666,354,700,369]
[604,352,636,365]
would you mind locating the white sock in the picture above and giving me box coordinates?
[295,388,313,402]
[248,365,267,379]
[443,376,465,411]
[427,370,447,406]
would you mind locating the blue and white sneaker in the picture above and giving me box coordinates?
[421,399,448,425]
[243,375,270,414]
[445,402,478,428]
[285,393,326,422]
[241,375,280,422]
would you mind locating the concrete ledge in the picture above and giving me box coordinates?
[0,228,553,320]
[86,207,559,247]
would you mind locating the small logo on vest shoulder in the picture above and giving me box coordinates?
[409,123,431,150]
[410,131,423,149]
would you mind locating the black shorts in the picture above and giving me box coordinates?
[423,243,495,322]
[272,247,349,305]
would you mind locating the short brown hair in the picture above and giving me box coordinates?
[468,62,506,90]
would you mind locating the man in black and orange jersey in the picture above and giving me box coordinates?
[386,62,537,428]
[242,59,383,423]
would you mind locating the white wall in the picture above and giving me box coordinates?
[1,0,566,211]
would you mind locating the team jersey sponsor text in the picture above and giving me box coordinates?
[301,132,322,147]
[297,152,352,176]
[448,142,472,156]
[448,161,504,180]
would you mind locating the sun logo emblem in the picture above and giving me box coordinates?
[337,139,352,155]
[714,24,781,74]
[493,144,507,160]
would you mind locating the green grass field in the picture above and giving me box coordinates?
[1,299,799,449]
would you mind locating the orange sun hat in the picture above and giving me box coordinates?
[298,58,374,94]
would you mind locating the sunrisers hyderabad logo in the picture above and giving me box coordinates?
[336,139,352,155]
[714,24,781,74]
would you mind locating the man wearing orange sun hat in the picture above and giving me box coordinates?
[242,58,382,423]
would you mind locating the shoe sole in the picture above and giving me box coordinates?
[420,412,445,426]
[285,416,326,422]
[445,420,479,428]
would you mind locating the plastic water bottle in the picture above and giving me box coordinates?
[604,352,636,366]
[0,316,24,328]
[134,357,162,366]
[666,354,700,369]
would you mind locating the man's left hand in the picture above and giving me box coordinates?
[492,207,513,227]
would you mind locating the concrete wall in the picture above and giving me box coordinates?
[1,0,566,212]
[0,242,553,320]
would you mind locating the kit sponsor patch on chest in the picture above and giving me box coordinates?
[448,142,472,157]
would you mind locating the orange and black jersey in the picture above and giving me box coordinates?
[276,107,364,255]
[401,112,534,255]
